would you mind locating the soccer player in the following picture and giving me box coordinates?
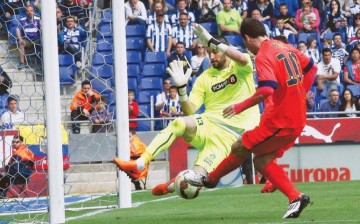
[188,19,317,218]
[114,36,260,196]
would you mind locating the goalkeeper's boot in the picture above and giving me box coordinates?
[184,171,218,188]
[283,194,310,218]
[113,158,141,180]
[152,177,175,196]
[260,179,278,193]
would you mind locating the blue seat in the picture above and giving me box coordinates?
[139,77,163,91]
[297,32,320,44]
[126,51,142,65]
[0,94,9,109]
[92,53,114,65]
[287,33,296,46]
[126,24,146,37]
[90,64,114,79]
[224,35,245,49]
[127,64,141,78]
[98,22,113,37]
[262,20,272,30]
[199,22,218,35]
[96,42,113,52]
[126,38,145,51]
[101,9,112,22]
[59,66,76,85]
[347,85,360,97]
[137,104,151,131]
[108,104,116,119]
[144,51,168,65]
[141,64,166,77]
[128,77,138,90]
[138,90,160,104]
[106,92,116,105]
[58,54,75,66]
[90,78,114,94]
[323,31,347,43]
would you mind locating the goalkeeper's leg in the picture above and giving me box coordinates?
[114,117,196,179]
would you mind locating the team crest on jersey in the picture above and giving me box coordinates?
[211,74,237,92]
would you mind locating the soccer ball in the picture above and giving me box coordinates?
[174,170,202,200]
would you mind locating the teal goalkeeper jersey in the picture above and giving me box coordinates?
[189,55,260,134]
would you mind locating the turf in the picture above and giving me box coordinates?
[65,180,360,224]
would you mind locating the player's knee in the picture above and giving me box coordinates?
[231,140,248,158]
[166,117,186,134]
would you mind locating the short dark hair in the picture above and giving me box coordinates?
[332,33,342,40]
[350,47,360,55]
[273,35,288,44]
[240,18,267,39]
[7,96,18,105]
[176,41,185,47]
[213,35,229,45]
[169,85,178,91]
[81,80,91,87]
[13,135,24,142]
[322,48,332,55]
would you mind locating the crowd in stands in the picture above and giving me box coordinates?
[1,0,360,134]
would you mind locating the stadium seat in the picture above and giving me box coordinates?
[144,51,168,65]
[101,8,112,22]
[128,77,138,90]
[199,22,218,35]
[323,31,347,43]
[0,94,8,109]
[138,90,160,104]
[98,22,113,37]
[90,78,114,94]
[347,85,360,97]
[59,66,76,85]
[126,51,142,65]
[127,64,141,78]
[287,33,296,46]
[262,20,272,30]
[96,42,113,53]
[106,92,116,105]
[141,64,166,77]
[90,64,114,79]
[139,77,163,91]
[126,25,146,37]
[297,33,320,44]
[92,52,114,65]
[224,35,245,49]
[138,104,151,131]
[126,38,145,51]
[58,54,75,66]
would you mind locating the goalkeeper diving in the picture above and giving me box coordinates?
[113,24,260,195]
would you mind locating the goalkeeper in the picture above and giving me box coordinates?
[114,24,260,195]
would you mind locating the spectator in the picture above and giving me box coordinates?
[147,1,170,25]
[216,0,242,36]
[16,5,41,70]
[271,18,298,39]
[125,0,148,25]
[297,40,316,59]
[275,0,299,18]
[170,0,196,27]
[343,0,360,17]
[251,9,271,36]
[0,96,25,130]
[148,0,175,14]
[198,0,224,23]
[330,33,349,66]
[248,0,274,22]
[233,0,248,19]
[128,89,139,131]
[3,0,27,22]
[307,88,316,116]
[155,78,178,112]
[307,36,321,62]
[319,89,340,118]
[324,0,347,33]
[59,0,89,28]
[344,47,360,85]
[316,48,342,92]
[338,88,360,117]
[161,86,183,126]
[56,6,65,32]
[347,13,360,42]
[191,43,210,77]
[69,80,101,134]
[172,12,197,51]
[0,67,12,96]
[0,135,34,198]
[168,42,191,73]
[75,0,93,8]
[295,0,320,33]
[276,4,297,28]
[146,10,173,57]
[129,129,147,190]
[90,101,112,133]
[58,16,87,65]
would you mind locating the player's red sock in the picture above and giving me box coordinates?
[208,153,245,187]
[260,160,301,201]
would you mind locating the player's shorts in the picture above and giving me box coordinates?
[242,125,303,158]
[189,114,240,173]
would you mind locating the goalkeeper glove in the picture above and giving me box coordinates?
[192,24,229,53]
[166,60,192,102]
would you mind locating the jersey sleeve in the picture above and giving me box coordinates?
[255,55,278,89]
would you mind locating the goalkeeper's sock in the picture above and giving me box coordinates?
[140,118,186,164]
[208,153,245,186]
[260,160,301,201]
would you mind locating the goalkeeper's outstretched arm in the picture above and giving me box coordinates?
[192,24,250,66]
